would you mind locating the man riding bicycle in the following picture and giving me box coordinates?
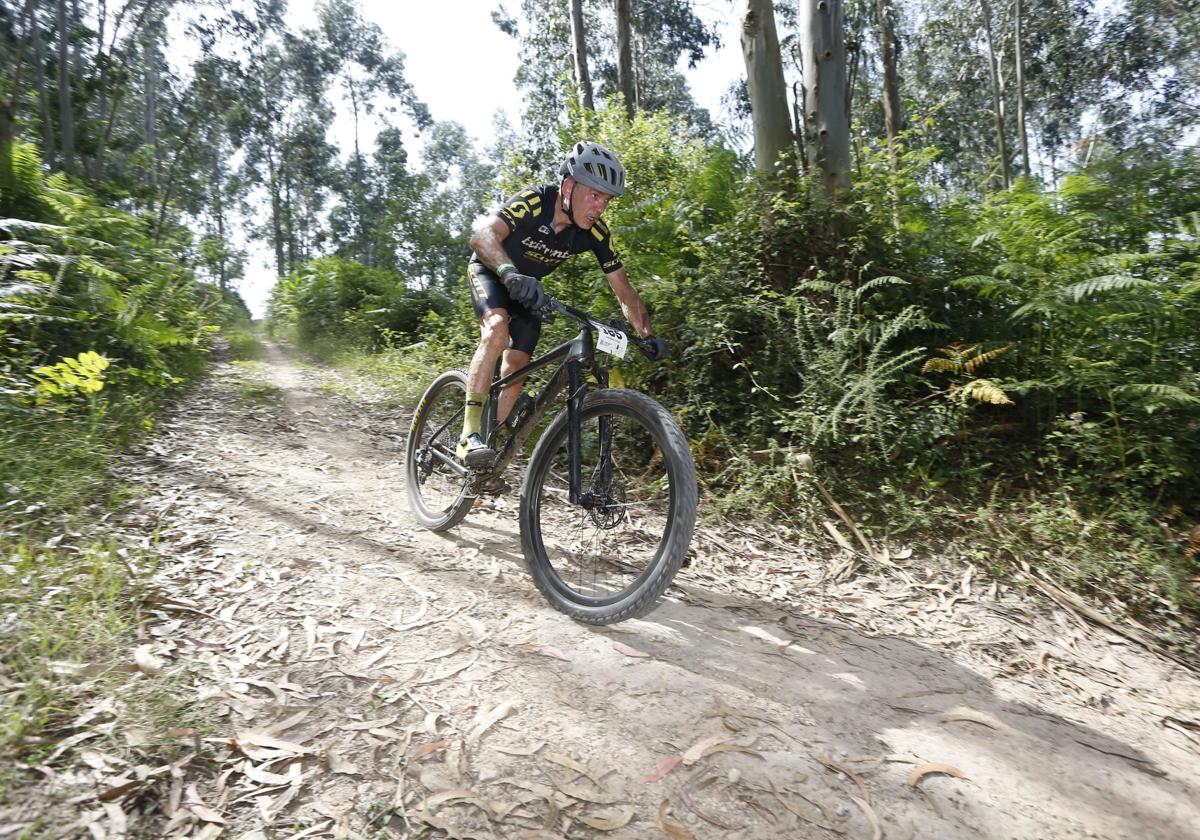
[457,140,669,466]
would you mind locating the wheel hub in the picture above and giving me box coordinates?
[584,481,627,529]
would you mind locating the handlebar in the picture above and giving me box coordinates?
[535,295,661,359]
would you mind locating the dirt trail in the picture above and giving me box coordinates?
[101,343,1200,838]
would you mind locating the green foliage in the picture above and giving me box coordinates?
[267,256,456,351]
[1,143,222,519]
[32,351,111,404]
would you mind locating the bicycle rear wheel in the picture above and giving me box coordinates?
[519,389,697,624]
[406,370,474,531]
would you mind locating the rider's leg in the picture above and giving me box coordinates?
[494,309,541,425]
[458,309,508,464]
[496,349,531,424]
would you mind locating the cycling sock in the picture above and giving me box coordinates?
[461,392,487,439]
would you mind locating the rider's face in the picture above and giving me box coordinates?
[566,180,613,229]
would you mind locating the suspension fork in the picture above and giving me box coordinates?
[566,358,587,505]
[566,360,615,507]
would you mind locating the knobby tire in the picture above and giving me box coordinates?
[519,388,697,624]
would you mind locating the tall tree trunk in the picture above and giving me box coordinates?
[569,0,594,110]
[211,152,228,291]
[283,160,296,274]
[1014,0,1030,179]
[791,79,807,173]
[153,114,198,242]
[56,0,76,175]
[798,0,852,193]
[1,0,38,208]
[265,142,286,277]
[980,0,1010,189]
[876,0,902,144]
[615,0,635,118]
[93,0,155,177]
[348,81,366,262]
[144,35,158,192]
[34,25,57,169]
[71,0,81,79]
[740,0,792,175]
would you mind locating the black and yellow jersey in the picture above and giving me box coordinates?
[470,184,623,279]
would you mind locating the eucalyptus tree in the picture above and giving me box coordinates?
[56,0,75,174]
[876,0,901,144]
[392,121,495,288]
[232,36,334,276]
[569,0,594,109]
[492,0,717,168]
[740,0,791,175]
[614,0,633,116]
[1093,0,1200,150]
[797,0,851,191]
[2,0,39,208]
[316,0,430,265]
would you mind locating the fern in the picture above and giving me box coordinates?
[1062,274,1155,302]
[963,344,1011,374]
[855,275,909,298]
[1112,383,1200,412]
[957,379,1015,405]
[922,357,958,374]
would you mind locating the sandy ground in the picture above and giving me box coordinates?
[16,341,1200,840]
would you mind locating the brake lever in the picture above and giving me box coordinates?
[536,298,560,324]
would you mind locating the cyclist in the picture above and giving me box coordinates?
[457,140,669,466]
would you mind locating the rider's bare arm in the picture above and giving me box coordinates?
[469,215,514,273]
[605,267,652,338]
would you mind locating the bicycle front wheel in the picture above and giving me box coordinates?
[406,369,474,531]
[519,389,697,624]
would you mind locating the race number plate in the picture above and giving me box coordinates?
[594,324,628,358]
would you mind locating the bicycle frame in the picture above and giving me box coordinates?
[480,313,613,506]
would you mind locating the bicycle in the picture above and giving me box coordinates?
[404,296,697,625]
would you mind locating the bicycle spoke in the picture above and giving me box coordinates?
[528,402,675,606]
[406,372,474,531]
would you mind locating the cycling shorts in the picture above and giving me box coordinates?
[467,263,542,354]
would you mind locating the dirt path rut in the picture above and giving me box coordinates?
[112,343,1200,839]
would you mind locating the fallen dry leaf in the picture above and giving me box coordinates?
[263,709,311,738]
[241,760,291,786]
[467,700,517,746]
[700,742,763,761]
[544,751,604,788]
[935,708,1010,731]
[907,763,968,787]
[494,741,545,757]
[851,794,882,840]
[682,734,728,765]
[657,799,695,840]
[818,754,871,804]
[101,801,128,837]
[420,788,494,817]
[640,755,682,783]
[234,730,314,756]
[577,803,635,831]
[134,645,164,676]
[184,783,225,824]
[411,740,449,762]
[341,716,397,731]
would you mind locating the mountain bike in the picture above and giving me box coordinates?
[404,297,697,625]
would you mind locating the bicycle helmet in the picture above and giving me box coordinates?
[558,141,625,197]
